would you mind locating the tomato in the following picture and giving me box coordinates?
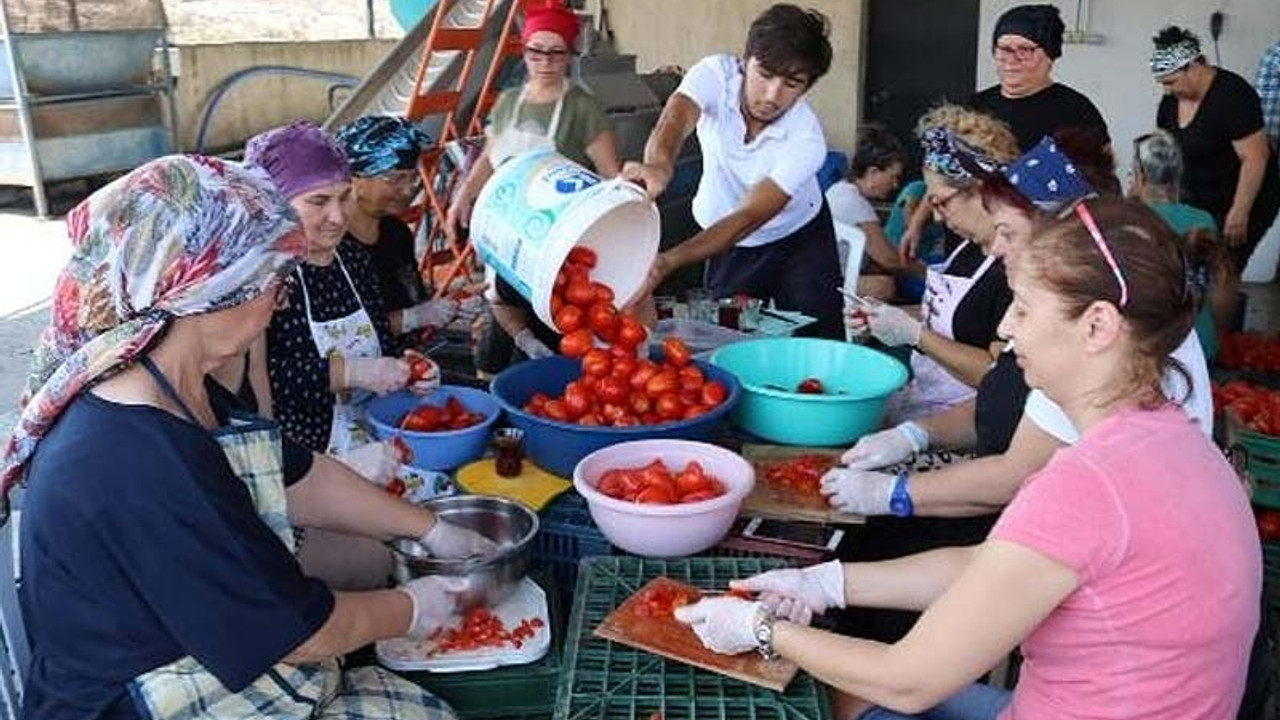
[796,377,825,394]
[563,386,591,419]
[600,403,628,425]
[700,381,727,407]
[762,454,837,495]
[630,393,652,416]
[559,328,594,357]
[597,376,629,405]
[555,305,585,333]
[1259,509,1280,541]
[543,399,570,422]
[588,302,619,340]
[662,337,692,368]
[385,478,407,497]
[682,404,711,420]
[645,370,680,398]
[401,405,445,432]
[591,282,615,304]
[567,246,598,268]
[565,280,597,307]
[678,364,704,387]
[579,411,602,426]
[629,363,659,391]
[527,392,550,412]
[615,313,647,350]
[655,393,684,420]
[554,270,569,291]
[674,466,710,495]
[611,356,638,382]
[581,348,612,377]
[679,489,717,503]
[637,485,676,504]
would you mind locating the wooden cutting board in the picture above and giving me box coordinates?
[593,576,799,692]
[741,444,865,524]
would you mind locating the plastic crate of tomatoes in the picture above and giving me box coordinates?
[1212,380,1280,507]
[1217,333,1280,373]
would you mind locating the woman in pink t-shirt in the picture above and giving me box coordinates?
[673,197,1261,719]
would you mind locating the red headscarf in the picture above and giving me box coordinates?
[521,0,578,50]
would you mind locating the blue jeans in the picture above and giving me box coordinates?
[856,683,1012,720]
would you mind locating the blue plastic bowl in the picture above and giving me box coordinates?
[366,386,502,471]
[489,356,742,478]
[710,338,907,446]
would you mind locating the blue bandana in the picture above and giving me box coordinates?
[1002,136,1094,212]
[334,115,432,177]
[921,127,1003,183]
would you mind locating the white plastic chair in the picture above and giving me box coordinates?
[0,512,28,720]
[833,221,867,342]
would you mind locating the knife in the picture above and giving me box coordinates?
[759,308,799,324]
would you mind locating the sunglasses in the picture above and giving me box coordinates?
[1074,203,1129,309]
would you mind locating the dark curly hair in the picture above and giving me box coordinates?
[744,4,832,87]
[849,124,905,179]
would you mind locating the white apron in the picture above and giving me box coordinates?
[889,241,997,422]
[296,256,381,455]
[488,80,566,166]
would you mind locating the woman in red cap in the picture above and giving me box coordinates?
[444,0,621,373]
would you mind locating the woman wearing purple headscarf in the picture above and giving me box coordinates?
[0,156,471,720]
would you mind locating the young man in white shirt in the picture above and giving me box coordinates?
[622,4,844,338]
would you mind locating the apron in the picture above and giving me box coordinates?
[127,358,454,720]
[487,80,566,166]
[296,257,381,455]
[888,241,997,422]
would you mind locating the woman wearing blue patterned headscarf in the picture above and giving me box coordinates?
[334,115,482,348]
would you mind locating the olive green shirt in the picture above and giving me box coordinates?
[485,85,611,169]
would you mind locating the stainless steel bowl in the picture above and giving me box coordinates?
[388,495,539,608]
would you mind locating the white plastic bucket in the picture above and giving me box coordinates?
[470,149,660,327]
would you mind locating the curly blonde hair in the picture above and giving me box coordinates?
[915,104,1020,181]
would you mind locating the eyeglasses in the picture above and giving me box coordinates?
[993,43,1040,62]
[379,170,421,188]
[1074,203,1129,308]
[525,46,570,62]
[928,189,964,213]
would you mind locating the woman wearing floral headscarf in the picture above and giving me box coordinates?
[0,156,468,720]
[335,115,482,351]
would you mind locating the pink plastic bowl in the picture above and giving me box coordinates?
[572,439,755,557]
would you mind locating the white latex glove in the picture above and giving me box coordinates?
[863,302,923,347]
[405,354,442,395]
[402,298,459,332]
[514,328,554,359]
[819,468,897,516]
[334,441,402,484]
[398,575,470,640]
[456,295,485,325]
[418,519,498,559]
[673,598,763,655]
[730,560,846,625]
[841,421,928,470]
[343,356,410,395]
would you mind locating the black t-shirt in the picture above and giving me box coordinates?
[350,217,426,313]
[1157,67,1280,222]
[939,242,1012,350]
[974,350,1029,457]
[971,82,1110,152]
[20,392,333,719]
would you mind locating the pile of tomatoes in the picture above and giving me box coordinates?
[399,397,486,433]
[552,247,647,357]
[631,584,696,618]
[428,608,545,655]
[761,454,837,496]
[596,459,727,504]
[525,337,728,426]
[1212,380,1280,437]
[1217,333,1280,373]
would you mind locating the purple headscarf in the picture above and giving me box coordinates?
[244,121,351,199]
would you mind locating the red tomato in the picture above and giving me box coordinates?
[597,376,629,405]
[630,393,652,416]
[600,403,628,425]
[543,399,570,422]
[615,314,647,350]
[581,348,612,377]
[385,478,407,497]
[629,363,659,391]
[565,280,597,307]
[588,302,619,340]
[611,356,638,381]
[645,370,680,398]
[655,393,684,420]
[563,386,591,419]
[679,489,718,503]
[591,282,615,304]
[559,328,594,357]
[682,404,711,420]
[579,411,603,426]
[796,377,825,394]
[566,246,598,268]
[637,485,676,504]
[662,337,692,368]
[700,381,727,407]
[555,305,585,333]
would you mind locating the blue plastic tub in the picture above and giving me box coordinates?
[489,356,741,478]
[710,338,907,446]
[366,386,502,471]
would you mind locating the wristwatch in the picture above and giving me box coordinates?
[889,471,914,518]
[752,608,778,660]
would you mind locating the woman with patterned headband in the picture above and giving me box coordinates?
[1151,26,1280,329]
[850,105,1019,423]
[0,156,468,720]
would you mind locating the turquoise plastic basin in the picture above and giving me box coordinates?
[710,338,908,446]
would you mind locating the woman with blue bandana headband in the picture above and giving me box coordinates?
[335,116,482,351]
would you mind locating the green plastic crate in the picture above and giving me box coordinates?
[556,556,832,720]
[1238,431,1280,508]
[395,576,565,720]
